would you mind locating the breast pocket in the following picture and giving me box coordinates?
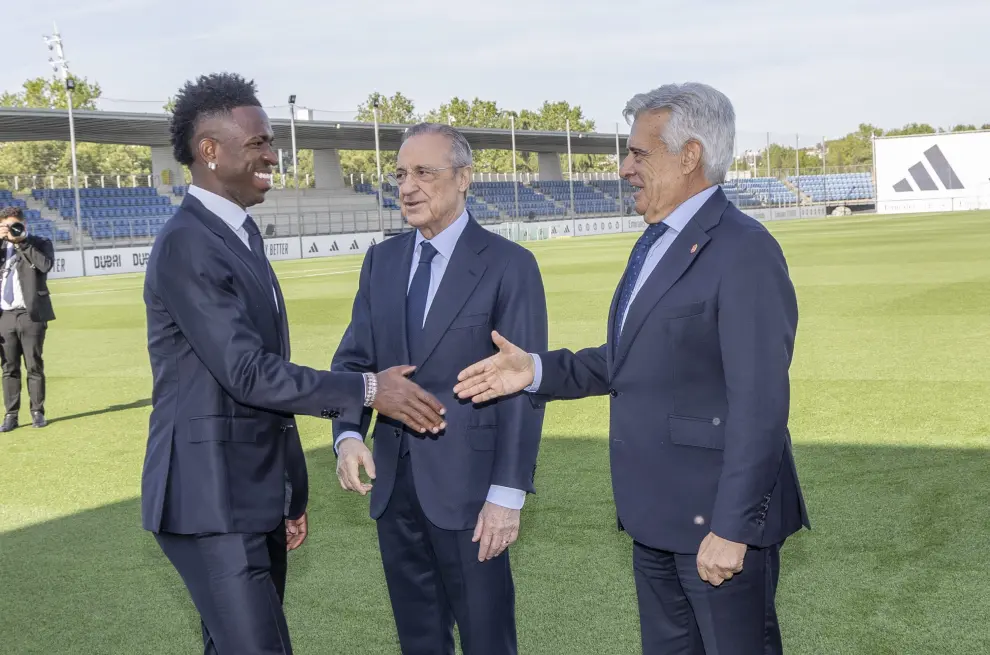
[448,312,490,330]
[654,301,705,320]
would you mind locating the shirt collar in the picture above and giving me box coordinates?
[188,184,248,232]
[661,185,719,234]
[415,209,470,261]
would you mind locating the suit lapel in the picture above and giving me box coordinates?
[386,231,417,364]
[270,266,290,358]
[610,190,727,376]
[183,196,285,350]
[413,218,487,368]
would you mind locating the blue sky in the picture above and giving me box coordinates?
[4,0,988,152]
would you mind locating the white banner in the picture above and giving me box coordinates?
[875,131,990,212]
[573,217,624,236]
[85,245,154,276]
[301,232,383,258]
[48,250,85,279]
[262,237,301,261]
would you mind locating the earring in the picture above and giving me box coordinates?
[208,162,217,170]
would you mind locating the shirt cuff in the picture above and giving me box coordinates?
[486,485,526,510]
[334,431,363,454]
[523,353,542,393]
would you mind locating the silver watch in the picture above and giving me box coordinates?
[363,372,378,407]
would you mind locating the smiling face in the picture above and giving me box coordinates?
[395,132,471,239]
[197,105,277,208]
[619,110,706,223]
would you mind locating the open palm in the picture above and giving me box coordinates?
[454,331,535,403]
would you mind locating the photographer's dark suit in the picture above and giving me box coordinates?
[0,234,55,429]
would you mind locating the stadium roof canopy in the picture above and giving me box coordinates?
[0,108,624,155]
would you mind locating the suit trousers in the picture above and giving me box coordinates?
[377,453,517,655]
[155,523,291,655]
[0,309,46,415]
[632,540,782,655]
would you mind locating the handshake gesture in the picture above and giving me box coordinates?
[370,365,447,434]
[452,331,535,402]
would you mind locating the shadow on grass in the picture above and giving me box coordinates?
[44,398,152,426]
[0,439,987,654]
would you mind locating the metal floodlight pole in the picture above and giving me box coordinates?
[288,96,301,245]
[566,119,575,216]
[44,24,85,273]
[372,99,384,229]
[510,115,519,220]
[795,134,800,207]
[614,122,623,215]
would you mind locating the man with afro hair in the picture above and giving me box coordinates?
[141,72,447,654]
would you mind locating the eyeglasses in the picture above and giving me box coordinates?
[387,166,454,186]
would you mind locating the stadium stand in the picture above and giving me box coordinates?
[1,190,67,243]
[730,177,798,205]
[531,180,618,215]
[788,172,874,202]
[32,187,175,241]
[469,182,562,219]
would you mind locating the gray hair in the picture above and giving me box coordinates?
[402,122,473,168]
[622,83,735,184]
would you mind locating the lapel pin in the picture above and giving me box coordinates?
[690,243,698,254]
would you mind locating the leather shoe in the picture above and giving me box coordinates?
[32,412,47,428]
[0,414,17,432]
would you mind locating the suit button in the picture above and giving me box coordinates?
[712,417,721,426]
[609,389,618,397]
[394,429,401,437]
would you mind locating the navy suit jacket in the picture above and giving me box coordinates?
[331,216,548,531]
[141,194,366,535]
[538,188,810,554]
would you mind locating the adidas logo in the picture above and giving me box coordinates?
[349,239,359,250]
[308,243,318,253]
[328,241,339,252]
[893,144,964,192]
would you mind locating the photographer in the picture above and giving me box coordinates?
[0,207,55,431]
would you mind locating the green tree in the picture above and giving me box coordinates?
[339,91,419,181]
[0,74,150,185]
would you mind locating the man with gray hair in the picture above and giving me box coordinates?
[454,83,810,654]
[331,122,549,654]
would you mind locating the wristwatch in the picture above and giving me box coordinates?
[362,372,378,407]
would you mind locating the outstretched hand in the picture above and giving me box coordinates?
[373,365,446,433]
[453,331,535,403]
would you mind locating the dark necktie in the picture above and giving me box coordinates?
[401,241,438,456]
[406,241,439,351]
[242,215,267,264]
[2,245,15,305]
[242,214,277,312]
[613,222,669,345]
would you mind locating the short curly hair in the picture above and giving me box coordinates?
[0,206,24,220]
[169,72,262,166]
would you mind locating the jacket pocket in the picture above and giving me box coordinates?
[449,313,490,330]
[467,426,497,451]
[654,301,705,320]
[668,414,725,450]
[187,416,260,443]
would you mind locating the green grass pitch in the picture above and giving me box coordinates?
[1,210,988,653]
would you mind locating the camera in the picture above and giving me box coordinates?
[7,221,25,238]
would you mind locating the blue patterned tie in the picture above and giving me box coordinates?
[401,241,438,455]
[613,222,669,344]
[406,242,439,348]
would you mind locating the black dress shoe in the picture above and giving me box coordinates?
[32,412,47,428]
[0,414,17,432]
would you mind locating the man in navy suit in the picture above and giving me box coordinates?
[331,123,548,655]
[142,73,446,655]
[454,83,810,655]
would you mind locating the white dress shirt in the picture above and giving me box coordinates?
[187,185,277,310]
[528,185,719,390]
[0,243,26,311]
[336,209,527,510]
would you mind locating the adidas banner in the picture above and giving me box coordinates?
[875,131,990,213]
[301,232,383,259]
[262,237,301,262]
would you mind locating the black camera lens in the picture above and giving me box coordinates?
[8,222,25,237]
